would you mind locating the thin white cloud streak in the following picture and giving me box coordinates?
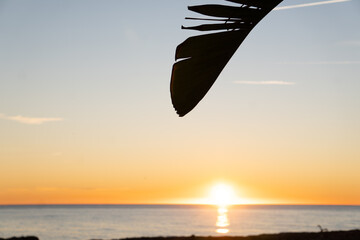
[0,113,64,125]
[276,61,360,65]
[233,81,295,85]
[52,152,63,157]
[275,0,351,10]
[340,41,360,46]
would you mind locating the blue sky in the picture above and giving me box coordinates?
[1,0,360,204]
[1,0,359,121]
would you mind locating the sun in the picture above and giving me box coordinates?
[209,183,236,207]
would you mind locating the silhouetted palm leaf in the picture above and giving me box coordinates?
[170,0,283,116]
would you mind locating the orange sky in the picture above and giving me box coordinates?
[1,104,360,205]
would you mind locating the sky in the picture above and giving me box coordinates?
[0,0,359,205]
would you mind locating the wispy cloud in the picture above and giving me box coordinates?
[0,113,64,125]
[275,0,351,10]
[340,40,360,46]
[233,81,295,85]
[52,152,63,157]
[275,61,360,65]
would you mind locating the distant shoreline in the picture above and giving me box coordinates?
[122,230,360,240]
[114,230,360,240]
[2,230,360,240]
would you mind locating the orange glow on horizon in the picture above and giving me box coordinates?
[1,179,360,206]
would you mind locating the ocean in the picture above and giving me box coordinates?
[0,205,359,240]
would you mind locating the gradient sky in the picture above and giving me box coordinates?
[0,0,359,205]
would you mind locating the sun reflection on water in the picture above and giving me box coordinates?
[216,206,229,234]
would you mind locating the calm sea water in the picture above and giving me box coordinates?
[0,205,359,240]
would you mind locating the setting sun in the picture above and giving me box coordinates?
[210,183,236,206]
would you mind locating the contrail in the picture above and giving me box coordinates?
[275,0,351,10]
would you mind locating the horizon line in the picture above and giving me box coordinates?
[1,203,359,207]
